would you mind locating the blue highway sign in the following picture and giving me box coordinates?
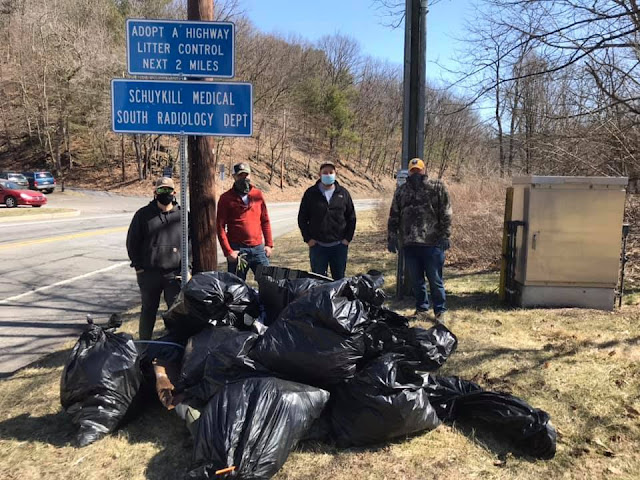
[126,19,234,78]
[111,79,252,136]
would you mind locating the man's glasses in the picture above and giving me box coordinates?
[156,187,174,194]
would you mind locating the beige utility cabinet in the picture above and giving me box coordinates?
[510,176,627,310]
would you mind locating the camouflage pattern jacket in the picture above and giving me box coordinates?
[387,174,452,247]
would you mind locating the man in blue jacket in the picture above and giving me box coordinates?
[126,177,184,339]
[297,162,356,279]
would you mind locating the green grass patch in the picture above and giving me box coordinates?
[0,210,638,480]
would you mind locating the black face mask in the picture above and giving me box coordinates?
[407,173,424,187]
[156,193,174,206]
[233,178,251,194]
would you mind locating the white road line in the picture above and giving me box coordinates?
[0,261,130,304]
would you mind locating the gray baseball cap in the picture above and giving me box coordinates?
[233,163,251,175]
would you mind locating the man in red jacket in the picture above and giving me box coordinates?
[217,162,274,280]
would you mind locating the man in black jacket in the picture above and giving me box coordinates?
[297,162,356,279]
[127,177,184,339]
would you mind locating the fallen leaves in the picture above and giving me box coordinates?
[591,437,616,457]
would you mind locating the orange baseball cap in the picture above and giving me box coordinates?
[408,158,425,171]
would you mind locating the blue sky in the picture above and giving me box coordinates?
[242,0,475,84]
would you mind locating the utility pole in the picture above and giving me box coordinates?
[396,0,428,298]
[187,0,218,272]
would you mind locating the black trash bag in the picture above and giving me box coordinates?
[330,353,441,447]
[402,325,458,370]
[349,270,386,307]
[249,279,369,386]
[60,324,141,447]
[164,272,261,339]
[363,309,458,370]
[258,275,329,325]
[361,308,410,358]
[299,412,333,444]
[177,326,269,407]
[257,271,384,326]
[428,376,557,459]
[187,377,329,480]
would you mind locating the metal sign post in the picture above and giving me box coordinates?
[179,131,189,287]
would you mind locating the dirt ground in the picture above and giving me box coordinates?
[54,134,396,203]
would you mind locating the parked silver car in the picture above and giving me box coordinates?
[0,172,29,189]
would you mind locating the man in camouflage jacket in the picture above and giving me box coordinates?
[387,158,452,322]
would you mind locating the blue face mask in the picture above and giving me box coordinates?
[321,173,336,186]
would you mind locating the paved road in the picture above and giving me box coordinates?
[0,191,378,376]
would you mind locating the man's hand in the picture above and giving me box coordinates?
[341,239,350,246]
[441,238,451,251]
[265,246,273,257]
[153,361,176,410]
[387,238,397,254]
[227,250,239,261]
[307,239,317,247]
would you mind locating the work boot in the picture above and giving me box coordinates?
[435,311,447,325]
[413,308,431,322]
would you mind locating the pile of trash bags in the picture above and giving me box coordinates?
[60,269,556,479]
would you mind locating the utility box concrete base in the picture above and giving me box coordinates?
[517,284,616,311]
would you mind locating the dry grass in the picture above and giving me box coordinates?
[445,178,508,271]
[0,210,639,480]
[377,177,507,272]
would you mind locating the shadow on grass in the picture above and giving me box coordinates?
[127,403,193,480]
[383,283,506,313]
[0,403,193,478]
[295,420,544,467]
[446,269,499,280]
[448,334,640,377]
[447,291,505,311]
[449,421,545,462]
[0,412,74,447]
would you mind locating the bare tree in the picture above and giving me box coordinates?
[318,33,361,86]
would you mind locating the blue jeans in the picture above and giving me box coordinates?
[309,243,348,280]
[404,245,446,314]
[227,243,269,281]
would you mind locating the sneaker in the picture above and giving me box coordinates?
[413,308,431,321]
[435,311,447,325]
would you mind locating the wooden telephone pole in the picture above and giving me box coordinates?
[396,0,428,298]
[187,0,218,272]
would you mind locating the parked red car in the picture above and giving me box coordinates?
[0,179,48,208]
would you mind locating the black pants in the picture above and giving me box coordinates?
[136,269,181,340]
